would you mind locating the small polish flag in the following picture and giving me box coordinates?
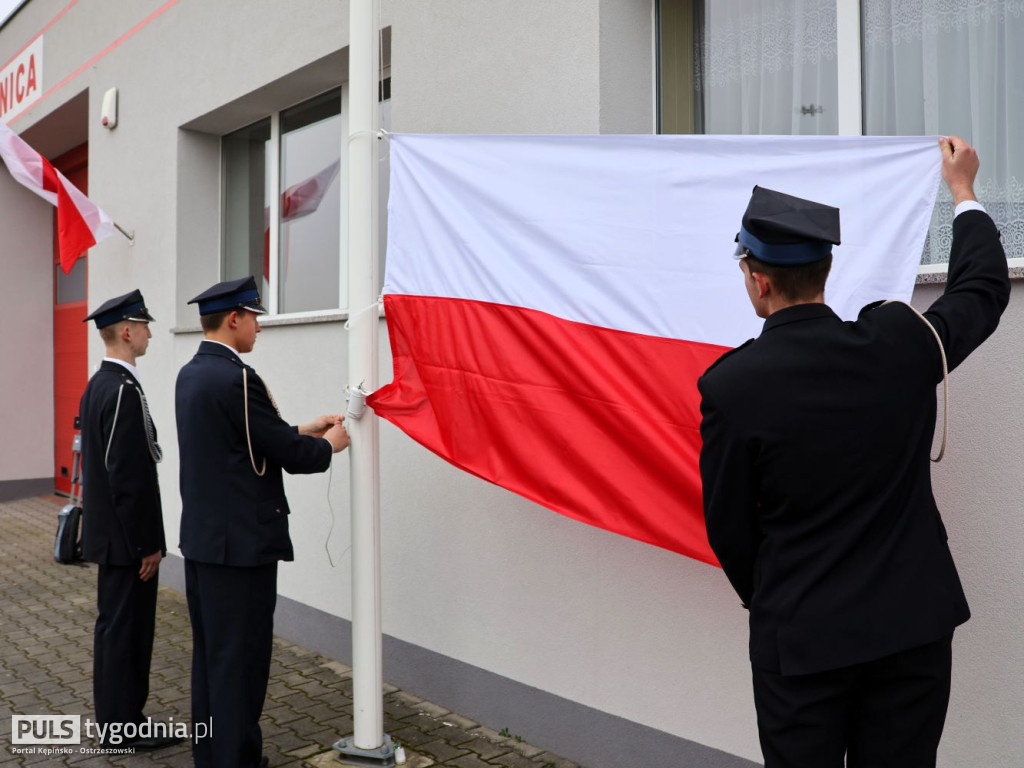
[369,133,942,564]
[0,120,114,274]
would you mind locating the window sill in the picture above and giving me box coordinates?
[170,304,383,334]
[916,265,1024,286]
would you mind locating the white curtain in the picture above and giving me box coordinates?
[863,0,1024,263]
[698,0,838,135]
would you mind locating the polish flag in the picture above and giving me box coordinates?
[368,134,942,565]
[0,121,114,274]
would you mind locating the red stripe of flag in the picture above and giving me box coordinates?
[368,293,727,565]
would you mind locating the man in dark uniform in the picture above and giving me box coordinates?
[176,276,349,768]
[698,137,1010,767]
[80,290,180,750]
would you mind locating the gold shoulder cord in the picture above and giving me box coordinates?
[882,300,949,462]
[243,368,267,476]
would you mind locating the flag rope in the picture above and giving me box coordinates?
[883,300,949,462]
[343,300,381,331]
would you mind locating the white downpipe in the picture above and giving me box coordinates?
[346,0,383,751]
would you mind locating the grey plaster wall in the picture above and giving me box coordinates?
[911,280,1024,768]
[599,0,656,133]
[392,1,602,134]
[0,168,54,484]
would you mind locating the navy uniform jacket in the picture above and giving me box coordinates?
[176,341,332,566]
[80,361,167,565]
[697,210,1010,676]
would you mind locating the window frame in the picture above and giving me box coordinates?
[657,0,1024,272]
[222,84,351,320]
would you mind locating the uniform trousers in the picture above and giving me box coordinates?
[185,559,277,768]
[94,563,158,729]
[752,634,953,768]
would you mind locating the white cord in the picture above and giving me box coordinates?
[323,462,352,568]
[104,384,125,471]
[324,462,336,567]
[104,381,163,468]
[343,300,381,330]
[883,300,949,462]
[346,129,378,147]
[243,368,267,476]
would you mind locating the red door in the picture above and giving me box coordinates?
[52,144,89,495]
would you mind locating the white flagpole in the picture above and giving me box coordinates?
[334,0,390,764]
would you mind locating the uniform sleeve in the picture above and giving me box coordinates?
[924,210,1010,374]
[243,370,333,475]
[698,380,761,607]
[105,386,165,558]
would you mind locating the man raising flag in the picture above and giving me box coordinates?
[698,137,1009,766]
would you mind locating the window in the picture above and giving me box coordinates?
[222,88,348,315]
[658,0,1023,265]
[56,254,86,304]
[659,0,838,136]
[658,0,700,134]
[279,91,345,313]
[862,0,1023,266]
[223,118,272,298]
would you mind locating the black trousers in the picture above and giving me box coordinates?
[185,559,277,768]
[94,563,158,729]
[753,634,953,768]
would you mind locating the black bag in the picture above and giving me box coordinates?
[54,503,83,563]
[54,433,84,564]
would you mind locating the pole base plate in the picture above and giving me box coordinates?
[333,734,397,767]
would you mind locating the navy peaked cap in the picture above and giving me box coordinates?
[84,289,155,328]
[188,276,268,316]
[734,185,841,266]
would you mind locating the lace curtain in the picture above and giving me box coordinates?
[697,0,838,135]
[863,0,1024,263]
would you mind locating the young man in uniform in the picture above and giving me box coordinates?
[80,289,180,750]
[698,137,1010,767]
[176,276,349,768]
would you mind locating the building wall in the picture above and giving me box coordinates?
[394,0,603,134]
[0,1,1021,766]
[0,170,53,491]
[911,282,1024,768]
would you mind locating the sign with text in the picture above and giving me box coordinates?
[11,715,81,744]
[0,36,43,123]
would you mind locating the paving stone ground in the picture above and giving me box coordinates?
[0,496,583,768]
